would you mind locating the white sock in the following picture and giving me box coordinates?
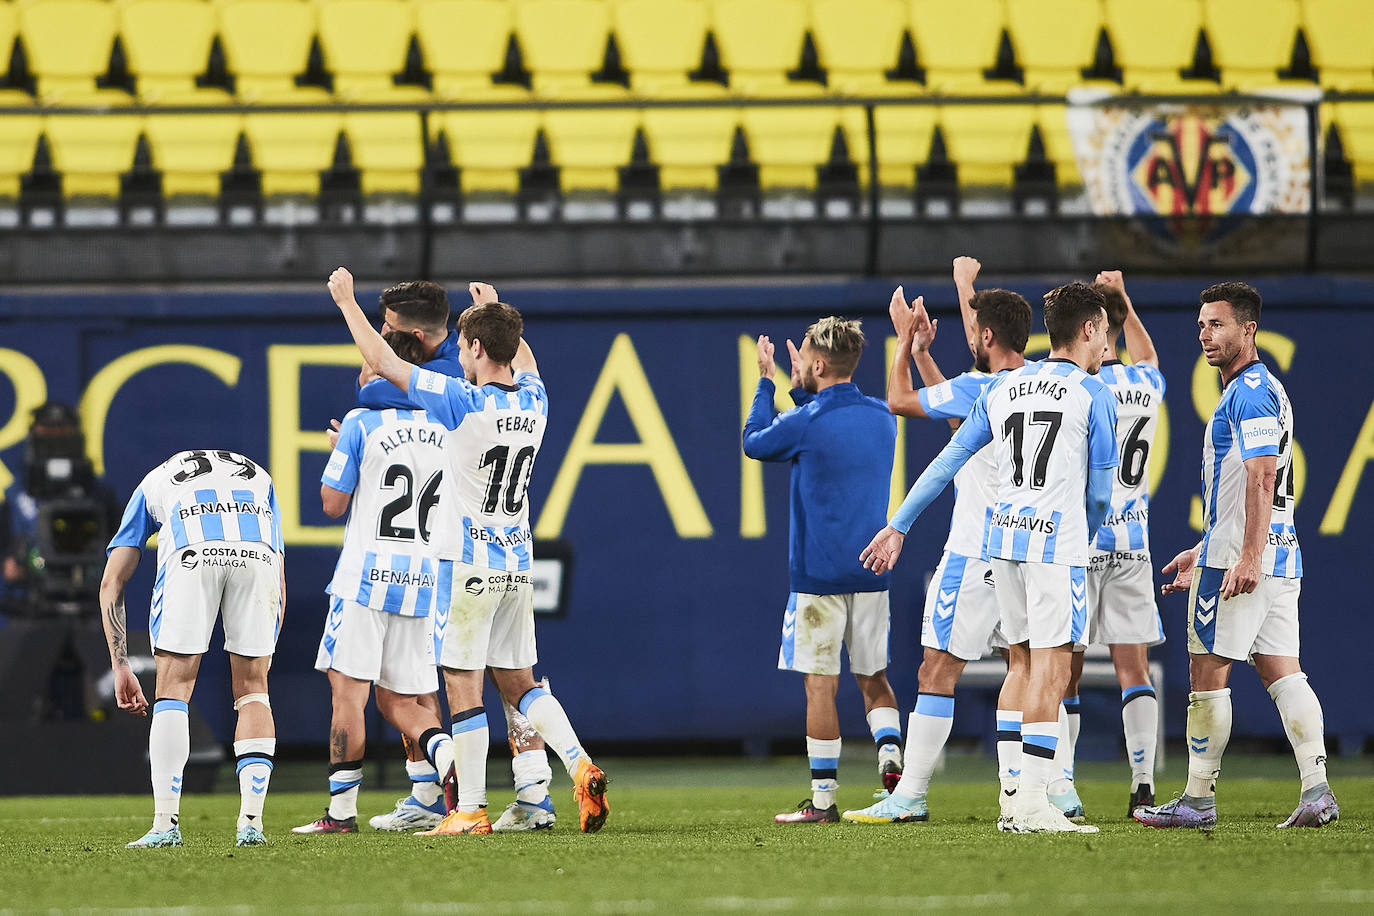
[1064,694,1081,760]
[1048,704,1075,796]
[233,737,275,831]
[1267,673,1329,793]
[451,709,489,812]
[519,687,590,776]
[995,709,1022,793]
[1121,684,1158,789]
[149,699,190,832]
[328,762,363,820]
[1019,720,1059,808]
[406,758,443,807]
[866,706,903,772]
[512,749,553,805]
[895,695,953,798]
[807,736,841,809]
[1184,688,1231,799]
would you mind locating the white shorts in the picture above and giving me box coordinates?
[921,551,1000,661]
[314,596,439,695]
[778,590,889,677]
[1086,550,1165,647]
[438,563,537,671]
[990,558,1087,650]
[1187,567,1301,661]
[152,541,281,657]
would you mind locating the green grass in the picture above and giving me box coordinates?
[3,755,1373,914]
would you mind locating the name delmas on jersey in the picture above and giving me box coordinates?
[1006,378,1069,401]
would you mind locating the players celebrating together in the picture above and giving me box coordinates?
[97,256,1337,849]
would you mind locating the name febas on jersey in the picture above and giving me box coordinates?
[1199,361,1302,577]
[1094,362,1166,553]
[965,360,1118,566]
[408,366,548,572]
[113,449,283,570]
[323,408,451,617]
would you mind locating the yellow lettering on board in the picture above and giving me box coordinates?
[884,336,908,518]
[738,335,795,538]
[0,349,49,492]
[1319,398,1374,535]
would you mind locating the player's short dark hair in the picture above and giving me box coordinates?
[383,329,428,366]
[1043,281,1107,348]
[971,289,1032,354]
[458,301,523,364]
[805,316,866,377]
[379,281,450,335]
[1200,281,1262,326]
[1094,284,1129,338]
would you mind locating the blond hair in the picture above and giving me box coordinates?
[805,316,866,376]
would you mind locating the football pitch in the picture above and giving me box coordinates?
[3,755,1372,914]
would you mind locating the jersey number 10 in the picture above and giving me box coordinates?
[480,445,536,515]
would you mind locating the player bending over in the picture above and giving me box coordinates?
[862,282,1117,834]
[743,319,902,824]
[1135,283,1337,830]
[102,449,285,848]
[330,267,609,835]
[293,332,459,835]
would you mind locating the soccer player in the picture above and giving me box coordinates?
[861,281,1117,834]
[101,449,285,848]
[1135,282,1338,830]
[743,318,901,824]
[329,266,610,835]
[1052,270,1167,818]
[292,332,459,836]
[845,257,1034,825]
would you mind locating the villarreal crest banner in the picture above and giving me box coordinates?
[1065,91,1315,218]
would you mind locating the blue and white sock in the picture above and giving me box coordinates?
[1020,720,1059,806]
[406,757,443,807]
[1184,688,1231,800]
[234,737,274,831]
[866,706,903,772]
[512,749,553,806]
[807,736,841,810]
[894,694,953,799]
[1121,684,1158,790]
[149,698,189,833]
[1268,673,1328,793]
[1048,704,1075,796]
[995,709,1022,794]
[451,708,489,812]
[519,686,591,777]
[328,760,364,820]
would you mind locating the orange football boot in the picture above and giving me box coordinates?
[416,808,492,835]
[573,758,610,833]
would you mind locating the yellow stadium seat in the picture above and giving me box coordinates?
[1104,0,1215,91]
[432,111,541,194]
[219,0,323,101]
[243,112,344,196]
[742,106,868,190]
[937,102,1035,188]
[0,110,42,201]
[873,105,937,188]
[907,0,1006,90]
[540,110,640,192]
[1331,102,1374,185]
[639,106,738,190]
[20,0,129,103]
[1005,0,1106,92]
[710,0,819,96]
[120,0,227,103]
[1301,0,1374,90]
[143,114,244,196]
[513,0,613,95]
[1032,103,1085,186]
[809,0,908,93]
[318,0,425,100]
[612,0,710,95]
[415,0,513,98]
[43,114,144,198]
[0,2,15,72]
[1204,0,1301,88]
[343,113,424,194]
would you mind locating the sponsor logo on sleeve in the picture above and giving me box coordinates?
[927,384,953,408]
[324,450,349,479]
[416,369,446,394]
[1239,417,1281,449]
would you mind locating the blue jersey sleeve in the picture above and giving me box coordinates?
[789,386,813,407]
[1087,382,1120,470]
[917,372,986,421]
[515,371,549,416]
[1138,363,1166,398]
[107,487,156,553]
[742,378,808,462]
[321,412,365,494]
[407,366,483,430]
[267,483,284,554]
[952,387,995,452]
[1228,375,1283,459]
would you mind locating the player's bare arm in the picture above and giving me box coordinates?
[1096,270,1158,367]
[469,281,499,306]
[952,256,982,352]
[886,287,929,419]
[326,418,342,450]
[785,339,804,390]
[328,267,412,391]
[99,545,147,716]
[1160,542,1202,595]
[860,526,905,575]
[1222,454,1278,599]
[909,295,963,431]
[756,335,776,379]
[511,338,540,377]
[321,484,351,519]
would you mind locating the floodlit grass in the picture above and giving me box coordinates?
[2,756,1371,913]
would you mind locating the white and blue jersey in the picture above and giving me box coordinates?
[1198,360,1301,578]
[322,407,453,617]
[954,360,1118,567]
[405,366,548,572]
[1093,361,1166,553]
[108,449,283,568]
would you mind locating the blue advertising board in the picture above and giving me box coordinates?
[2,278,1372,754]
